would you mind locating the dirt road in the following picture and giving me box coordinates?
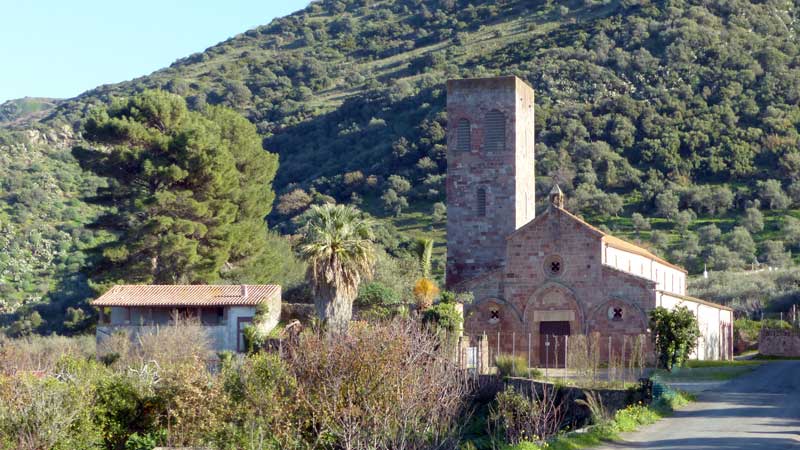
[597,361,800,449]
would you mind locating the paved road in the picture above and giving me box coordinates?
[597,361,800,450]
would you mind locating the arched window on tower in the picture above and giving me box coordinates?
[456,118,471,152]
[477,187,487,217]
[484,110,506,152]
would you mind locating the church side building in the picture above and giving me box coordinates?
[446,76,733,364]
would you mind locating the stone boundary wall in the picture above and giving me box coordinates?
[474,375,648,428]
[759,328,800,357]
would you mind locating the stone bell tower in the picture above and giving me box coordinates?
[445,76,536,288]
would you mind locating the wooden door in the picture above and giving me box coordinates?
[539,321,570,368]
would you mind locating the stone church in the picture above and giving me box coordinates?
[445,76,733,363]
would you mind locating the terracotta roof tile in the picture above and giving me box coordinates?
[92,284,280,307]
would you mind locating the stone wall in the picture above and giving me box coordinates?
[759,328,800,357]
[475,375,649,429]
[445,76,536,287]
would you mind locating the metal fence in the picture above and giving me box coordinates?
[460,332,649,385]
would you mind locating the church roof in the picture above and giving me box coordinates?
[656,290,733,312]
[509,205,687,274]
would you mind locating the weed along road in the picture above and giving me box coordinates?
[597,361,800,449]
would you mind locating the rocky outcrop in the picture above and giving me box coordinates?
[23,125,76,148]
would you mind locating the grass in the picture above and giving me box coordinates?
[751,354,800,361]
[652,360,761,382]
[503,391,695,450]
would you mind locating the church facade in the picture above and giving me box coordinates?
[445,76,733,363]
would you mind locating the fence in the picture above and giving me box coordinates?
[459,332,649,386]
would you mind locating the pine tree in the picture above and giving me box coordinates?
[73,90,283,287]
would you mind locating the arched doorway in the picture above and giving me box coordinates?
[523,284,583,368]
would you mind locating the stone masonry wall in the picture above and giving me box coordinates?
[445,76,535,287]
[759,328,800,357]
[463,207,656,365]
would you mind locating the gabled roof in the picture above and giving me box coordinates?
[508,205,687,274]
[92,285,280,307]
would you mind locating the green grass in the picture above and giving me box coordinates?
[684,359,762,368]
[502,391,695,450]
[751,354,800,361]
[651,361,761,382]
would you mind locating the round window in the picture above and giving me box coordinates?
[488,306,500,324]
[543,255,564,277]
[608,306,624,321]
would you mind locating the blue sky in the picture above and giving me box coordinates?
[0,1,310,103]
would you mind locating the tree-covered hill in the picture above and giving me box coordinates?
[2,0,800,323]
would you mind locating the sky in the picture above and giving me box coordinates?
[0,0,310,103]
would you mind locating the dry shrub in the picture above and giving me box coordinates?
[575,390,609,424]
[489,385,566,446]
[0,334,95,375]
[0,373,101,450]
[98,315,213,370]
[134,317,212,368]
[157,357,228,447]
[289,319,472,450]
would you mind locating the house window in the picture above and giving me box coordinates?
[456,118,471,151]
[477,187,487,216]
[484,110,506,152]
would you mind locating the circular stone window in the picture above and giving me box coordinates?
[608,306,624,321]
[488,306,500,324]
[543,255,564,277]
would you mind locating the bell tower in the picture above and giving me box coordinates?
[445,76,536,287]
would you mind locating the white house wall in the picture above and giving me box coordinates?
[603,245,686,295]
[104,305,258,353]
[657,292,733,361]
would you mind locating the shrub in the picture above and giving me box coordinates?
[489,385,565,445]
[289,320,470,450]
[0,373,102,450]
[495,354,530,378]
[422,301,463,334]
[649,306,700,371]
[0,334,95,375]
[93,374,161,450]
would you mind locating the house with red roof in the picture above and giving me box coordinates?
[93,284,281,352]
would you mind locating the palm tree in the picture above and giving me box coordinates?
[299,203,376,332]
[412,237,438,311]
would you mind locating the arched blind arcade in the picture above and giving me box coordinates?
[484,110,506,152]
[477,187,487,217]
[456,118,471,152]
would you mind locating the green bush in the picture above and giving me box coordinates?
[495,354,530,378]
[421,301,462,333]
[650,306,700,371]
[93,374,161,449]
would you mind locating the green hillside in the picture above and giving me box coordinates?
[2,0,800,325]
[0,97,61,125]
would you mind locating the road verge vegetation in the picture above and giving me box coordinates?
[503,390,695,450]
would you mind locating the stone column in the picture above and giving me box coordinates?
[478,333,490,375]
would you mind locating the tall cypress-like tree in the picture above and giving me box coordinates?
[73,90,283,286]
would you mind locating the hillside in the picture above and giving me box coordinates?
[0,97,61,125]
[2,0,800,324]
